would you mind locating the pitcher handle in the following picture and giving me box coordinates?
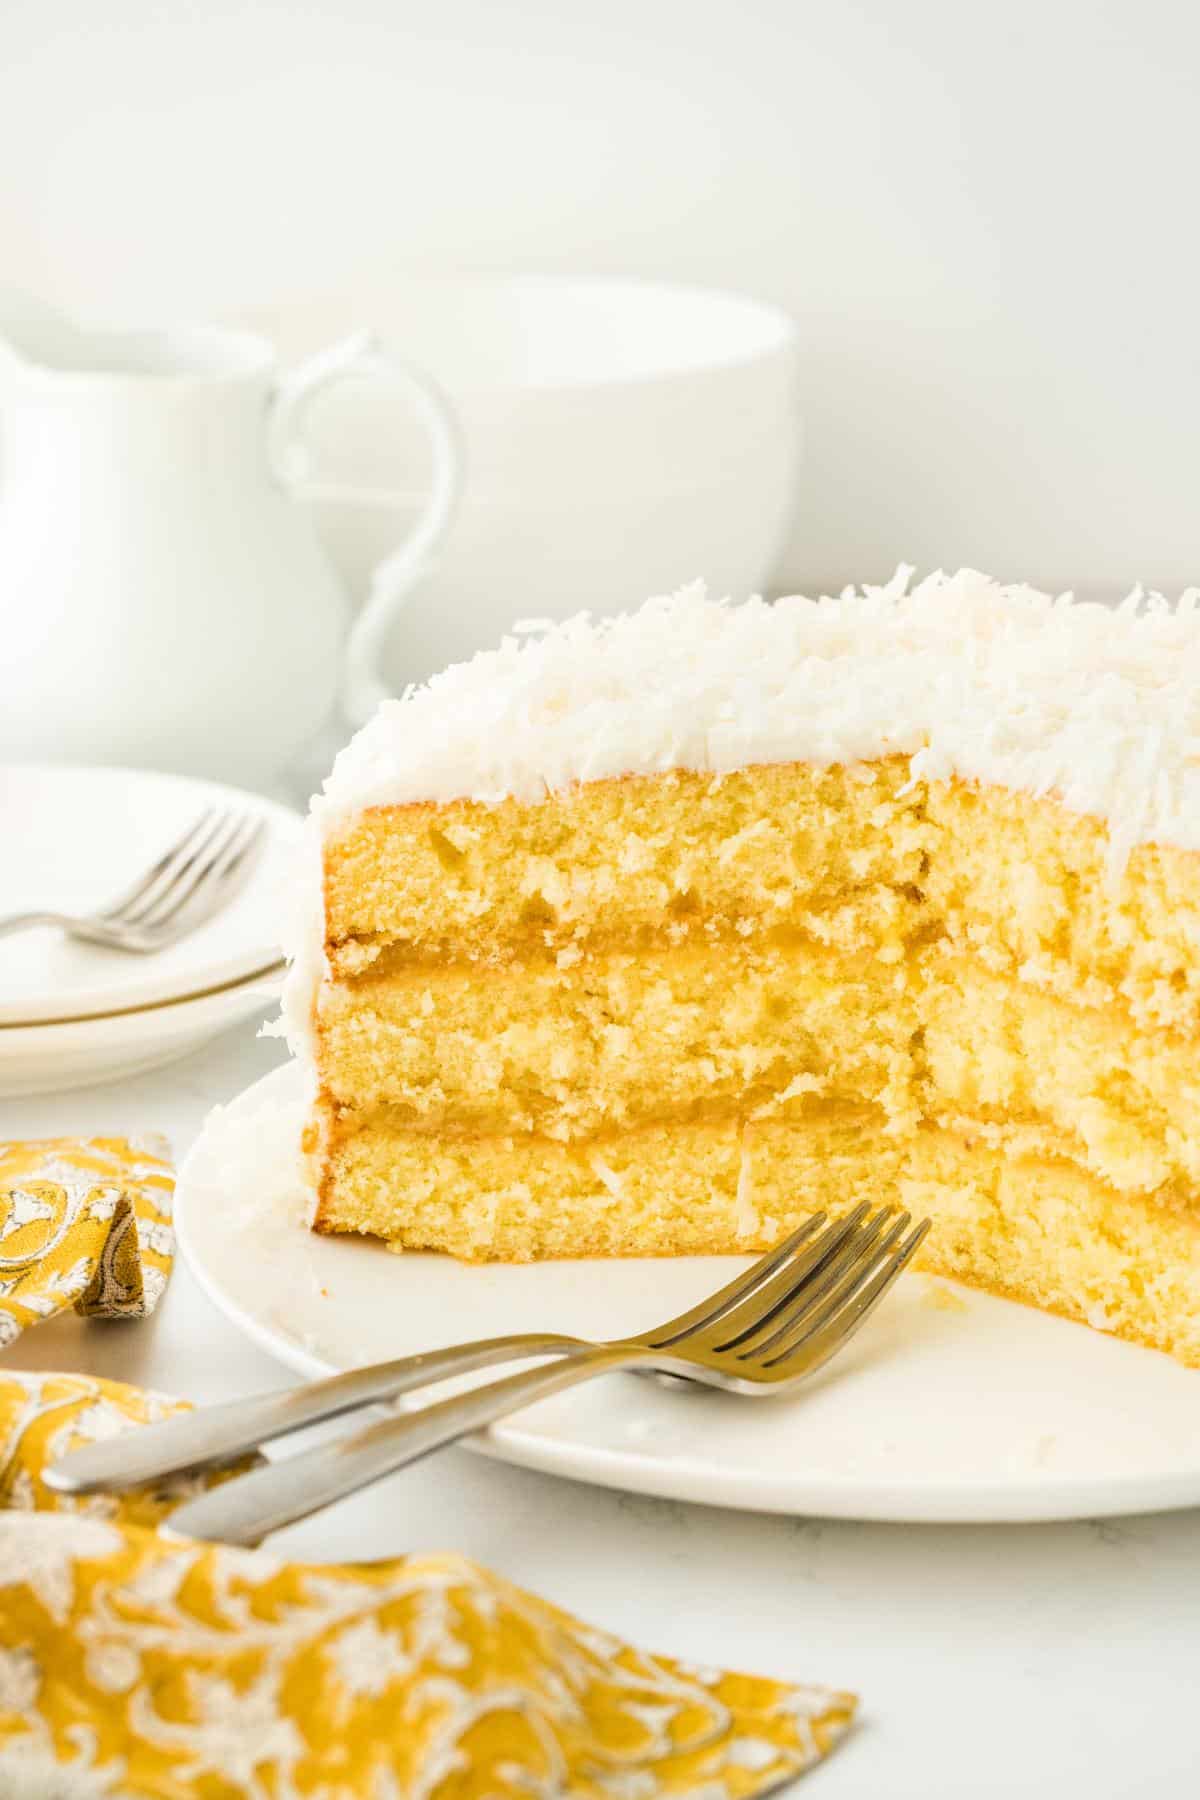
[267,330,464,726]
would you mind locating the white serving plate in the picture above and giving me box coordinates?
[177,1061,1200,1524]
[0,764,300,1025]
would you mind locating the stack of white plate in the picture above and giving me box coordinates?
[0,766,301,1096]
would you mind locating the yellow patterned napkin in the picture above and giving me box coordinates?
[0,1136,855,1796]
[0,1135,174,1346]
[0,1373,854,1797]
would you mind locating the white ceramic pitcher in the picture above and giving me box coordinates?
[0,298,461,785]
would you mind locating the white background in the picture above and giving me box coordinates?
[3,0,1199,599]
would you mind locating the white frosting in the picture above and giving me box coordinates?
[314,567,1200,851]
[282,567,1200,1053]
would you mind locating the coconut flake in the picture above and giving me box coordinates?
[733,1138,759,1240]
[588,1154,627,1203]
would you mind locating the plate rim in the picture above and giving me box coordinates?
[0,958,284,1033]
[0,762,301,1025]
[175,1061,1200,1525]
[0,965,282,1097]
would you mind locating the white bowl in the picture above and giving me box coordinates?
[245,275,801,685]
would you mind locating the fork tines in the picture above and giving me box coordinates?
[103,808,265,941]
[680,1202,931,1381]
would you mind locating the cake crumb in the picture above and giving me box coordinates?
[921,1278,968,1313]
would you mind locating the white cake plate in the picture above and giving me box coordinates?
[176,1061,1200,1524]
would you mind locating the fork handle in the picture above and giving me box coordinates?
[165,1342,650,1545]
[45,1332,580,1497]
[0,910,144,952]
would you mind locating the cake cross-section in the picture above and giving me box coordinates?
[284,569,1200,1365]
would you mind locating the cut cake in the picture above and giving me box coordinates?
[283,569,1200,1365]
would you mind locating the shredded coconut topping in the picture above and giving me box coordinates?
[281,567,1200,1055]
[313,568,1200,852]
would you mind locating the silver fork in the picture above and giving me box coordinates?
[0,809,266,953]
[49,1202,929,1545]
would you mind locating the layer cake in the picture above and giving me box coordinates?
[284,570,1200,1365]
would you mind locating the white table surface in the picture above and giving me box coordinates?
[3,1012,1196,1797]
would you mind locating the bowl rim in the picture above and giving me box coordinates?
[245,272,798,394]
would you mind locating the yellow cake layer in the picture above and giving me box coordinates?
[309,754,1200,1365]
[323,761,1200,1033]
[920,945,1200,1199]
[310,1106,1200,1365]
[316,939,1200,1202]
[316,936,918,1138]
[924,780,1200,1035]
[323,758,930,975]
